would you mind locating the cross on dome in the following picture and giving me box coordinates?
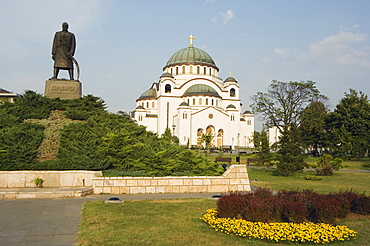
[188,35,195,47]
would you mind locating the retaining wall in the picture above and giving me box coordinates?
[0,171,102,188]
[93,165,250,194]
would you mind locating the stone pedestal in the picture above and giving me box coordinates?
[44,78,82,99]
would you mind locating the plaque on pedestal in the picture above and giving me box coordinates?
[44,78,82,99]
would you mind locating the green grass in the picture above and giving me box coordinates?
[77,157,370,245]
[248,168,370,194]
[77,199,266,246]
[77,198,370,246]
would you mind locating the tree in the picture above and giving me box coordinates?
[299,101,329,156]
[251,80,327,175]
[255,129,273,167]
[200,132,214,157]
[326,89,370,159]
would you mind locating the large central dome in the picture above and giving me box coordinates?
[165,46,217,69]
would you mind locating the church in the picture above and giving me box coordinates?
[133,36,254,149]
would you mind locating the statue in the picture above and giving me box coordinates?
[52,22,76,80]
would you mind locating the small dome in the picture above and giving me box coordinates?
[160,72,173,78]
[243,110,252,114]
[183,84,220,97]
[226,104,236,109]
[179,101,189,106]
[224,76,237,83]
[164,47,218,70]
[138,88,156,100]
[136,105,145,109]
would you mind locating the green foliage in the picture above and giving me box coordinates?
[274,125,308,176]
[33,177,44,188]
[299,101,329,156]
[0,123,44,170]
[251,80,326,175]
[200,132,214,157]
[255,129,273,167]
[326,89,370,159]
[305,175,322,181]
[316,154,343,176]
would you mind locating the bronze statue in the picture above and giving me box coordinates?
[52,22,76,80]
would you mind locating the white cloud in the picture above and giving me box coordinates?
[352,24,360,29]
[300,31,370,67]
[220,10,234,24]
[274,48,291,58]
[261,57,272,63]
[204,0,215,4]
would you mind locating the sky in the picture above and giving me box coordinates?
[1,0,370,130]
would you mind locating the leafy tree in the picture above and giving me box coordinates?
[299,101,329,156]
[326,89,370,159]
[251,80,327,175]
[200,132,214,156]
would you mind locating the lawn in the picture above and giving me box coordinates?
[77,157,370,245]
[77,199,370,246]
[247,167,370,194]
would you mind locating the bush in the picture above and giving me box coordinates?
[216,189,366,225]
[316,154,343,176]
[217,192,250,219]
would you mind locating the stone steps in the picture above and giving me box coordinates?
[0,187,93,199]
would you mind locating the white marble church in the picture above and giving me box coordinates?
[133,36,254,149]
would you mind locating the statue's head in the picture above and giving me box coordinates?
[62,22,69,31]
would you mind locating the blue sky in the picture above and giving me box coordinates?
[1,0,369,130]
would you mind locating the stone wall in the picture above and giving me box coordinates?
[0,171,102,188]
[93,165,250,194]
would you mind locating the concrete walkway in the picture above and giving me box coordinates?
[0,192,220,246]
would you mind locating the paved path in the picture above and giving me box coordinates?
[0,192,220,246]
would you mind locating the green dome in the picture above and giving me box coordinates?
[224,76,237,83]
[226,104,236,109]
[165,47,217,69]
[183,84,220,97]
[138,88,156,100]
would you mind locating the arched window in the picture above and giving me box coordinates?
[176,67,179,75]
[206,98,208,105]
[165,84,171,93]
[231,114,235,121]
[146,102,149,108]
[247,119,251,125]
[230,88,236,97]
[183,112,187,119]
[204,67,206,74]
[182,66,185,74]
[197,66,200,74]
[211,99,214,105]
[152,102,155,108]
[199,98,202,105]
[193,98,195,105]
[187,99,189,105]
[190,66,193,74]
[209,68,212,75]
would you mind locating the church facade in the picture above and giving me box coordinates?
[133,37,254,149]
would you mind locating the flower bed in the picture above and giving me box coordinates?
[201,209,357,244]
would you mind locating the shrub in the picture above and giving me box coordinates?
[353,194,370,215]
[316,154,343,176]
[217,192,250,219]
[305,175,322,181]
[217,189,366,225]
